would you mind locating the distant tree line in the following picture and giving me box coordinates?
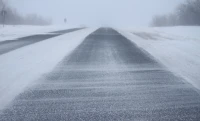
[0,1,51,25]
[151,0,200,27]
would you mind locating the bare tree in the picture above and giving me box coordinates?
[0,0,51,26]
[151,0,200,27]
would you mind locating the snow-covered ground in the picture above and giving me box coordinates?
[0,28,96,110]
[1,25,200,111]
[119,26,200,90]
[0,25,78,41]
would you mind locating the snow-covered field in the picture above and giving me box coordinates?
[119,26,200,90]
[0,27,96,110]
[0,25,78,41]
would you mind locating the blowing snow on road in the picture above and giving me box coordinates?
[0,28,200,121]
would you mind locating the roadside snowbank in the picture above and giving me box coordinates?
[123,26,200,41]
[118,26,200,90]
[0,28,96,110]
[0,25,78,41]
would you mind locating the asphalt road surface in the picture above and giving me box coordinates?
[1,28,200,121]
[0,28,82,55]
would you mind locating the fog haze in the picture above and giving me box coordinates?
[10,0,184,27]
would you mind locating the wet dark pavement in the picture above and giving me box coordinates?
[0,28,200,121]
[0,28,82,55]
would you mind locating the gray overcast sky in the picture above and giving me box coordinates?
[10,0,184,27]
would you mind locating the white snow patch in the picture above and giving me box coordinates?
[0,28,97,110]
[118,26,200,90]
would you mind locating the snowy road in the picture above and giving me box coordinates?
[0,28,82,55]
[0,28,200,120]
